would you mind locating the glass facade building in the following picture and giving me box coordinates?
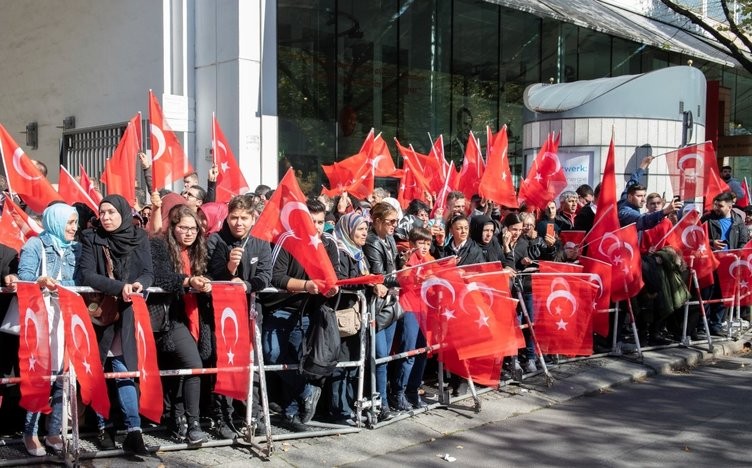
[277,0,751,193]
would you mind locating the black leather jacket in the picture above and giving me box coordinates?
[363,231,399,287]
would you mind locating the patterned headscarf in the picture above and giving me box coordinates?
[334,212,369,275]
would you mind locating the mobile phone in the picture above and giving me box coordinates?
[673,195,681,202]
[546,223,555,238]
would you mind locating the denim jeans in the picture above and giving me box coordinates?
[109,355,141,430]
[24,377,64,436]
[262,309,309,418]
[391,312,426,396]
[374,321,396,408]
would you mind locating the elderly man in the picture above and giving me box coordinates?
[554,191,578,231]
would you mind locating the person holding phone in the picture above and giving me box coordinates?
[617,184,682,230]
[640,193,677,253]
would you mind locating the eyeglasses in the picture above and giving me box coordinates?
[182,192,200,201]
[175,225,199,234]
[382,218,398,226]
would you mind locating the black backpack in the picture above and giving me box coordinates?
[299,302,342,379]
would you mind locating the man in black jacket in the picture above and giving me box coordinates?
[207,194,272,438]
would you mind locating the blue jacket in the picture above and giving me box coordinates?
[18,233,80,285]
[617,200,666,231]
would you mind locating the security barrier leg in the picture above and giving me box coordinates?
[67,368,80,467]
[516,289,553,386]
[354,292,369,428]
[368,302,380,428]
[691,269,714,352]
[611,302,620,354]
[254,318,273,455]
[681,302,691,346]
[623,295,643,361]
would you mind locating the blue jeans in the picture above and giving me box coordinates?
[262,309,310,418]
[24,378,64,436]
[96,355,140,431]
[374,321,396,408]
[391,312,426,396]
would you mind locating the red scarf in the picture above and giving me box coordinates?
[180,249,200,341]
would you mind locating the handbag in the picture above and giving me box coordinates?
[373,292,404,331]
[335,304,361,338]
[84,246,120,327]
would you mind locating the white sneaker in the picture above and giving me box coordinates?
[524,360,537,373]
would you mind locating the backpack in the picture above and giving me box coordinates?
[299,301,342,379]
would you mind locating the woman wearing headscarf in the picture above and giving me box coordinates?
[77,194,154,455]
[18,203,79,456]
[149,205,210,445]
[469,215,504,262]
[329,212,369,425]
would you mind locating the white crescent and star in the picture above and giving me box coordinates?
[150,124,166,161]
[220,307,240,364]
[677,153,703,171]
[681,225,704,250]
[137,323,149,379]
[546,289,578,319]
[23,307,42,370]
[420,278,456,309]
[71,315,92,375]
[13,148,41,181]
[280,201,309,240]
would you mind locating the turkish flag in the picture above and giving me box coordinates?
[517,133,567,212]
[251,168,338,292]
[582,136,619,250]
[462,270,512,297]
[130,294,164,423]
[456,131,484,201]
[17,282,52,413]
[533,274,596,356]
[321,157,374,200]
[370,132,398,177]
[559,230,586,249]
[0,124,63,213]
[589,223,643,301]
[397,256,459,314]
[479,127,518,208]
[149,90,194,190]
[662,210,718,287]
[101,114,139,205]
[538,261,583,274]
[640,217,673,254]
[79,165,103,206]
[335,274,385,287]
[579,255,613,337]
[664,142,730,212]
[0,197,42,251]
[738,178,750,208]
[211,283,251,400]
[714,249,752,306]
[399,137,447,196]
[58,165,98,213]
[441,349,504,387]
[58,287,110,417]
[212,114,250,203]
[395,140,431,209]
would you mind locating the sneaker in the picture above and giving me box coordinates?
[95,428,116,450]
[405,393,429,409]
[186,421,209,445]
[378,407,394,422]
[280,415,308,433]
[253,418,267,436]
[122,430,148,456]
[300,385,322,424]
[170,420,188,443]
[213,420,237,440]
[23,435,45,457]
[524,360,537,373]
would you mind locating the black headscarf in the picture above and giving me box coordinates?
[98,194,145,279]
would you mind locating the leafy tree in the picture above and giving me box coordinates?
[658,0,752,73]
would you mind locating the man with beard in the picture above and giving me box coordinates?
[721,165,744,200]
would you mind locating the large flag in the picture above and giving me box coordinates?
[479,127,517,208]
[58,287,110,417]
[517,133,566,211]
[251,168,338,292]
[579,255,612,337]
[79,165,103,206]
[533,274,596,355]
[101,114,139,205]
[148,90,194,190]
[17,282,52,413]
[130,295,164,423]
[211,283,251,400]
[661,209,718,288]
[395,140,431,208]
[583,136,619,249]
[212,114,250,203]
[664,141,730,211]
[715,249,752,306]
[640,217,673,254]
[738,177,750,208]
[590,223,643,301]
[58,165,98,213]
[0,124,62,213]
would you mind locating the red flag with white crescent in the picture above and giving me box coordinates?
[251,168,338,293]
[579,255,613,337]
[479,126,518,208]
[517,132,567,212]
[0,206,28,252]
[101,114,139,205]
[58,165,98,213]
[212,114,250,203]
[661,210,718,288]
[58,287,110,417]
[0,124,63,213]
[714,249,752,306]
[589,223,643,301]
[533,274,596,356]
[79,164,103,206]
[456,131,484,202]
[130,294,164,423]
[17,282,52,413]
[149,90,194,191]
[211,283,251,400]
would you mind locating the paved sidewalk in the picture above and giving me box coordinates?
[152,335,750,468]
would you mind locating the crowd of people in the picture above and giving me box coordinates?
[0,154,749,459]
